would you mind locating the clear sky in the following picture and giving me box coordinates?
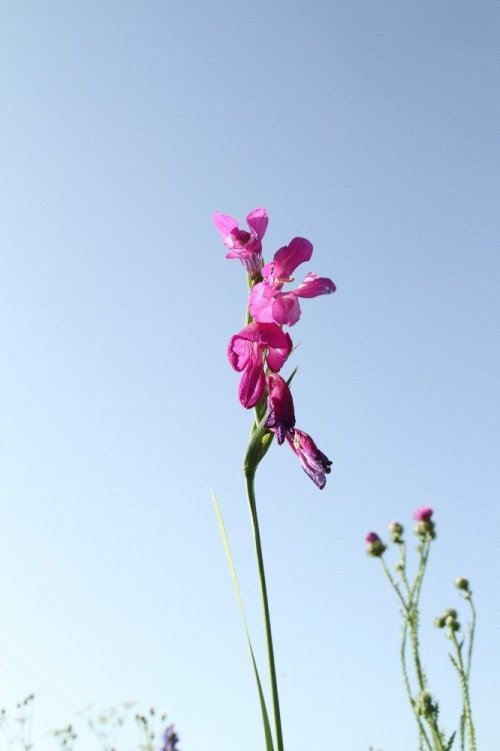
[1,1,499,750]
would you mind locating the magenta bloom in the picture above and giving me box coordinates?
[414,506,434,522]
[249,236,336,326]
[285,428,332,489]
[213,208,268,276]
[265,373,296,444]
[228,323,293,409]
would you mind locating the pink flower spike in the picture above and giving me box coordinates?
[213,208,268,277]
[249,236,335,327]
[265,373,296,444]
[285,428,332,489]
[227,323,293,409]
[414,506,434,522]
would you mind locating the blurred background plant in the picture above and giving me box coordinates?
[366,508,477,751]
[0,699,180,751]
[0,694,35,751]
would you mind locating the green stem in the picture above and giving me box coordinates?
[450,629,476,751]
[410,542,429,693]
[465,597,477,681]
[381,557,432,751]
[380,557,408,612]
[245,468,284,751]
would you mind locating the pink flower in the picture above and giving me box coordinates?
[285,428,332,489]
[249,237,336,326]
[213,208,268,277]
[265,373,296,445]
[227,323,293,409]
[414,507,433,522]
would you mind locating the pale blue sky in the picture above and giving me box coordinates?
[1,1,499,750]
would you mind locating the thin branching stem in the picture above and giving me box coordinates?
[449,628,476,751]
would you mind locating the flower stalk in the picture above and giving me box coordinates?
[214,207,335,750]
[245,465,284,751]
[366,509,477,751]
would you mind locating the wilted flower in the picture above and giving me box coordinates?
[285,428,332,489]
[249,236,336,326]
[265,373,296,444]
[213,208,268,277]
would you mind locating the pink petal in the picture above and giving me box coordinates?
[293,272,336,298]
[227,335,251,372]
[213,212,238,238]
[246,208,268,240]
[254,322,293,351]
[261,262,273,280]
[266,331,293,372]
[272,292,301,326]
[228,322,290,349]
[239,360,266,408]
[273,237,313,278]
[249,282,275,323]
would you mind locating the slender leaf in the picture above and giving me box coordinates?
[212,490,275,751]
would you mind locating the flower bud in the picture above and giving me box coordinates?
[445,614,460,630]
[455,577,470,592]
[388,521,404,543]
[365,532,386,557]
[414,518,436,541]
[437,607,461,634]
[415,690,437,719]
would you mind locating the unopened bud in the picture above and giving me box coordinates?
[365,532,386,557]
[415,690,437,719]
[414,519,436,541]
[455,577,470,592]
[389,521,404,543]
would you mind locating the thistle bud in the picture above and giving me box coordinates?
[413,508,436,541]
[388,521,404,543]
[415,690,438,719]
[437,607,461,634]
[365,532,386,557]
[445,614,460,630]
